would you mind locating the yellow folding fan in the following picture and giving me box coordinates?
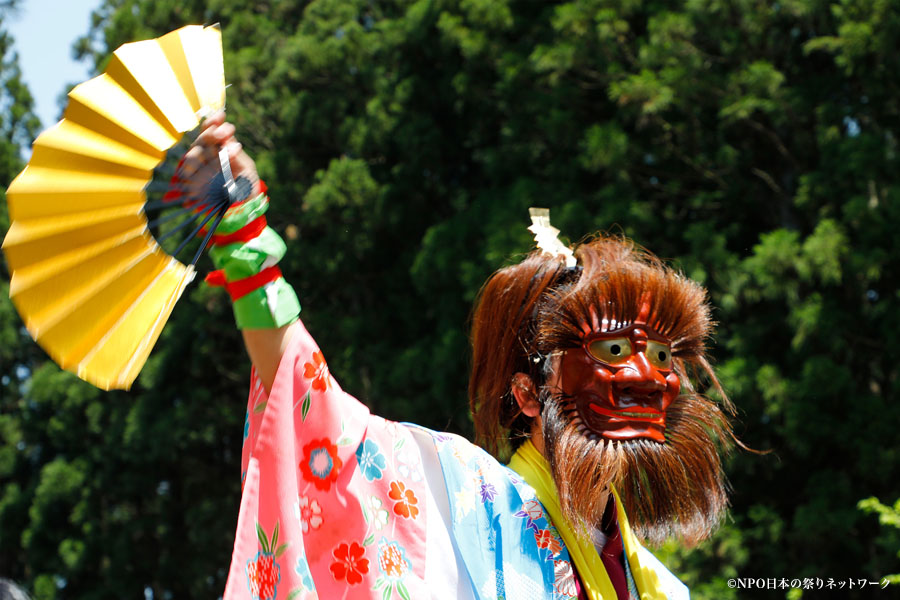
[3,25,228,390]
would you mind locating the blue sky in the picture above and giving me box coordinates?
[8,0,101,133]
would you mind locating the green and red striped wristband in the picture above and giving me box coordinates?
[205,189,300,330]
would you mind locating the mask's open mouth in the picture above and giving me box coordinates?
[588,403,665,425]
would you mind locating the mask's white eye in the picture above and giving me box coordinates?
[586,337,632,365]
[646,340,672,369]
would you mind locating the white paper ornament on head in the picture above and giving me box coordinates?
[527,207,576,267]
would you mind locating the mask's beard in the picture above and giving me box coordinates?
[542,390,732,547]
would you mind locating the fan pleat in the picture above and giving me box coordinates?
[30,121,159,179]
[107,40,199,135]
[77,261,194,389]
[66,74,179,153]
[12,234,155,333]
[5,188,145,221]
[6,166,146,221]
[8,224,146,297]
[30,252,168,365]
[4,210,145,269]
[5,203,145,246]
[157,25,224,116]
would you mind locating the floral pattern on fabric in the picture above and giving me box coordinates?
[479,482,498,503]
[293,496,323,534]
[427,428,580,600]
[535,528,563,557]
[356,439,387,481]
[514,499,546,533]
[226,321,685,600]
[330,541,369,585]
[303,350,331,391]
[246,522,286,600]
[396,449,423,483]
[454,483,478,520]
[554,559,577,597]
[364,495,389,531]
[247,551,281,600]
[226,323,431,599]
[388,481,419,520]
[294,555,315,592]
[377,539,410,580]
[373,538,413,599]
[299,438,342,491]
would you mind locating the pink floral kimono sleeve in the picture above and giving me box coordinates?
[223,320,430,600]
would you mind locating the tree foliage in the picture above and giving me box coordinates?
[2,0,900,598]
[0,0,44,588]
[858,496,900,586]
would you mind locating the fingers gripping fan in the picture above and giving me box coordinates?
[2,25,231,390]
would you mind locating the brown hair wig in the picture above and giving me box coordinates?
[468,234,734,546]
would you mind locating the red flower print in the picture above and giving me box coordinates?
[388,480,419,520]
[247,552,280,599]
[303,351,331,391]
[330,541,369,585]
[246,522,285,600]
[535,528,562,556]
[300,438,343,491]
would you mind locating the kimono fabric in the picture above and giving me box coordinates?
[223,321,688,600]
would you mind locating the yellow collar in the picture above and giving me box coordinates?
[508,440,667,600]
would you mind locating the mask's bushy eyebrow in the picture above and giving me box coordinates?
[535,238,712,364]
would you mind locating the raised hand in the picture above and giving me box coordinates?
[175,110,261,208]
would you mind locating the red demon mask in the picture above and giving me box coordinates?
[556,298,680,442]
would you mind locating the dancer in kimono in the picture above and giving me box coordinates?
[183,113,735,600]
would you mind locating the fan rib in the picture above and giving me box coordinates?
[168,198,228,258]
[143,193,196,212]
[147,204,202,229]
[190,201,229,266]
[153,196,227,247]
